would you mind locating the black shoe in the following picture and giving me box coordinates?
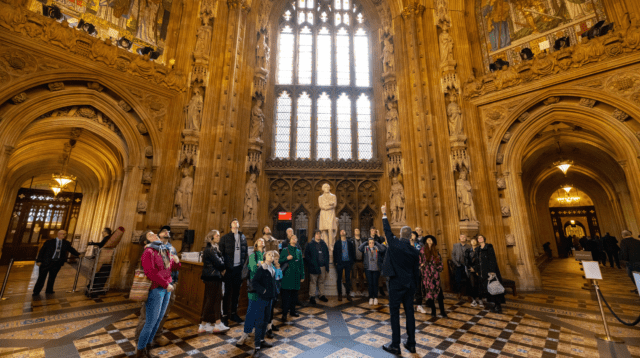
[298,301,309,307]
[403,341,416,354]
[441,313,448,318]
[282,315,288,323]
[45,291,55,294]
[272,325,279,332]
[222,317,229,327]
[260,340,273,348]
[338,294,343,302]
[290,312,300,317]
[266,329,274,339]
[231,314,244,323]
[319,296,328,302]
[309,297,316,305]
[32,293,40,297]
[382,343,401,355]
[346,295,353,302]
[252,347,261,357]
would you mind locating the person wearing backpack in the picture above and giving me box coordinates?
[236,238,266,346]
[199,230,228,333]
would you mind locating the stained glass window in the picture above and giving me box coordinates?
[273,0,374,160]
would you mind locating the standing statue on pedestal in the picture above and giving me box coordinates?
[173,166,194,221]
[439,28,455,66]
[243,173,259,223]
[386,101,399,142]
[256,33,270,70]
[389,176,406,224]
[318,183,337,250]
[381,33,395,74]
[456,168,478,222]
[185,87,204,131]
[447,99,463,137]
[249,98,265,142]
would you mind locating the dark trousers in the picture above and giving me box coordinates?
[281,289,298,317]
[253,298,272,347]
[33,263,62,294]
[135,283,178,341]
[201,280,223,323]
[336,263,352,295]
[454,265,466,293]
[365,270,380,299]
[223,265,243,317]
[605,250,620,268]
[426,290,446,316]
[388,280,416,348]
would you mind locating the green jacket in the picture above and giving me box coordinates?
[279,245,304,290]
[248,250,264,301]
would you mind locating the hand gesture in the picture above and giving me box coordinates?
[381,203,387,215]
[287,255,293,260]
[172,255,180,264]
[167,284,175,292]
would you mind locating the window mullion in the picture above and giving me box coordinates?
[290,89,298,159]
[331,90,337,160]
[311,92,318,159]
[351,92,357,159]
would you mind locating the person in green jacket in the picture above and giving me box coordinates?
[279,235,304,322]
[236,238,265,345]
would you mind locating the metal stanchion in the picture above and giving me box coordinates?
[67,257,83,293]
[0,258,14,300]
[592,279,624,343]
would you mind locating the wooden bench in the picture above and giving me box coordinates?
[502,279,517,297]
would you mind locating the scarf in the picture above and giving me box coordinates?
[148,240,171,268]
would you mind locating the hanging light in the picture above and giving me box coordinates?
[50,139,77,195]
[553,159,574,175]
[50,184,62,196]
[562,185,573,193]
[556,186,581,204]
[52,173,76,188]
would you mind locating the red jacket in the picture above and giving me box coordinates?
[141,243,181,290]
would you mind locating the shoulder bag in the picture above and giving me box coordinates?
[129,269,152,301]
[487,272,505,295]
[246,252,258,293]
[280,247,290,274]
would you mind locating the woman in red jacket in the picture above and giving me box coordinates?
[136,231,181,358]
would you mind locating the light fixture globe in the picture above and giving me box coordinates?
[553,159,574,175]
[562,185,573,193]
[52,173,76,189]
[49,184,62,196]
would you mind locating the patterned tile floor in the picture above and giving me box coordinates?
[0,258,638,357]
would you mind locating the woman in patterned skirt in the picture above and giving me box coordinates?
[419,236,447,318]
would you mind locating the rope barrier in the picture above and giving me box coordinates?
[598,289,640,326]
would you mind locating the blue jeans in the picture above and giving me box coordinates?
[253,298,272,347]
[365,270,380,298]
[138,288,171,350]
[243,299,258,334]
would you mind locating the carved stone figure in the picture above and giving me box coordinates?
[612,108,630,121]
[496,176,506,189]
[142,170,152,184]
[318,183,337,249]
[494,65,521,90]
[579,98,596,108]
[11,92,27,104]
[48,82,64,91]
[381,33,394,74]
[386,101,399,142]
[447,100,463,136]
[129,53,155,78]
[137,122,148,135]
[501,205,511,217]
[256,33,270,70]
[439,28,454,66]
[193,26,212,58]
[90,38,117,66]
[531,51,558,78]
[249,98,265,141]
[200,0,217,25]
[243,173,260,223]
[185,87,204,131]
[118,100,132,112]
[505,234,516,246]
[463,72,484,99]
[496,152,504,164]
[87,82,104,91]
[43,20,76,50]
[137,200,147,213]
[145,146,153,157]
[173,166,194,221]
[456,168,478,222]
[389,176,406,224]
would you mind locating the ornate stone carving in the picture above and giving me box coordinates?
[318,183,337,247]
[48,82,64,91]
[243,173,260,223]
[579,98,596,108]
[447,99,463,137]
[501,205,511,217]
[496,152,504,165]
[185,87,204,131]
[246,151,262,174]
[265,158,383,171]
[256,32,270,71]
[132,230,143,243]
[518,112,531,122]
[463,70,484,99]
[456,168,477,222]
[438,28,454,67]
[381,31,394,74]
[386,101,399,143]
[118,100,132,112]
[90,39,117,66]
[144,146,153,158]
[137,123,148,135]
[37,106,123,137]
[612,108,630,121]
[543,96,560,106]
[502,132,512,143]
[249,96,265,142]
[505,234,516,246]
[389,176,406,224]
[193,26,212,60]
[136,200,147,213]
[142,170,152,184]
[87,82,104,92]
[497,176,506,190]
[10,92,27,104]
[173,166,194,222]
[200,0,218,25]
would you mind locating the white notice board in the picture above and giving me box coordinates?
[633,271,640,297]
[582,261,602,280]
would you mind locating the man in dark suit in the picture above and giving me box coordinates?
[381,203,419,355]
[333,229,355,302]
[33,229,82,296]
[218,218,248,326]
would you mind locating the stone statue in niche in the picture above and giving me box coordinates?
[142,170,153,184]
[194,26,212,58]
[381,32,395,74]
[243,173,260,223]
[389,176,406,224]
[249,97,265,142]
[185,86,204,131]
[173,166,194,222]
[256,33,270,70]
[136,201,147,213]
[386,101,399,142]
[456,167,478,222]
[439,28,454,66]
[318,183,337,250]
[447,99,464,137]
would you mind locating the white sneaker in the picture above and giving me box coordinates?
[479,301,485,308]
[416,305,426,314]
[204,323,215,333]
[215,322,229,331]
[236,333,248,346]
[349,291,356,297]
[198,324,207,333]
[470,300,478,307]
[373,298,378,305]
[369,298,374,305]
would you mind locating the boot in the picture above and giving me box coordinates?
[145,345,155,358]
[495,303,503,314]
[309,297,316,305]
[338,293,343,302]
[135,349,145,358]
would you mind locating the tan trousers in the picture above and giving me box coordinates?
[309,266,327,297]
[351,261,366,292]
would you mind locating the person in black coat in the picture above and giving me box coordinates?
[602,233,621,269]
[33,229,82,295]
[199,230,228,333]
[333,230,356,302]
[218,219,248,326]
[250,252,278,356]
[305,231,330,304]
[87,227,112,249]
[380,204,419,355]
[474,235,505,313]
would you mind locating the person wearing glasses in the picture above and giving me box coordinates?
[33,229,82,296]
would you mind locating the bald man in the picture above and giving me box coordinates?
[34,230,82,295]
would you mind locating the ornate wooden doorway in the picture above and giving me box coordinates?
[1,188,83,264]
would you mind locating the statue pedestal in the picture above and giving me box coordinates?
[459,220,479,238]
[322,251,340,296]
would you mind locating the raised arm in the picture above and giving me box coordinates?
[358,242,367,253]
[381,203,397,246]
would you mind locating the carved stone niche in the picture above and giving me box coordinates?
[141,170,152,184]
[132,230,143,244]
[579,98,596,108]
[501,205,511,217]
[496,152,504,165]
[505,233,516,246]
[118,100,132,112]
[87,82,104,92]
[502,131,512,143]
[543,96,560,106]
[11,92,27,104]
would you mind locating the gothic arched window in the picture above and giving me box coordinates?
[273,0,373,160]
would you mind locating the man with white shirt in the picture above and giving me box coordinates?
[219,219,248,327]
[33,230,82,296]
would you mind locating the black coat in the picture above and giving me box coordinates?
[474,243,504,301]
[333,239,355,266]
[36,238,81,267]
[218,230,248,269]
[201,244,225,281]
[602,234,620,252]
[252,265,278,300]
[304,239,329,275]
[87,235,111,249]
[381,217,419,289]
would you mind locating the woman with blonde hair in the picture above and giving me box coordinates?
[199,230,228,333]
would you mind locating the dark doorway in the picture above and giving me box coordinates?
[1,188,83,264]
[549,206,600,257]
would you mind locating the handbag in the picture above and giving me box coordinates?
[130,269,152,301]
[280,247,290,274]
[245,252,259,293]
[487,273,505,295]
